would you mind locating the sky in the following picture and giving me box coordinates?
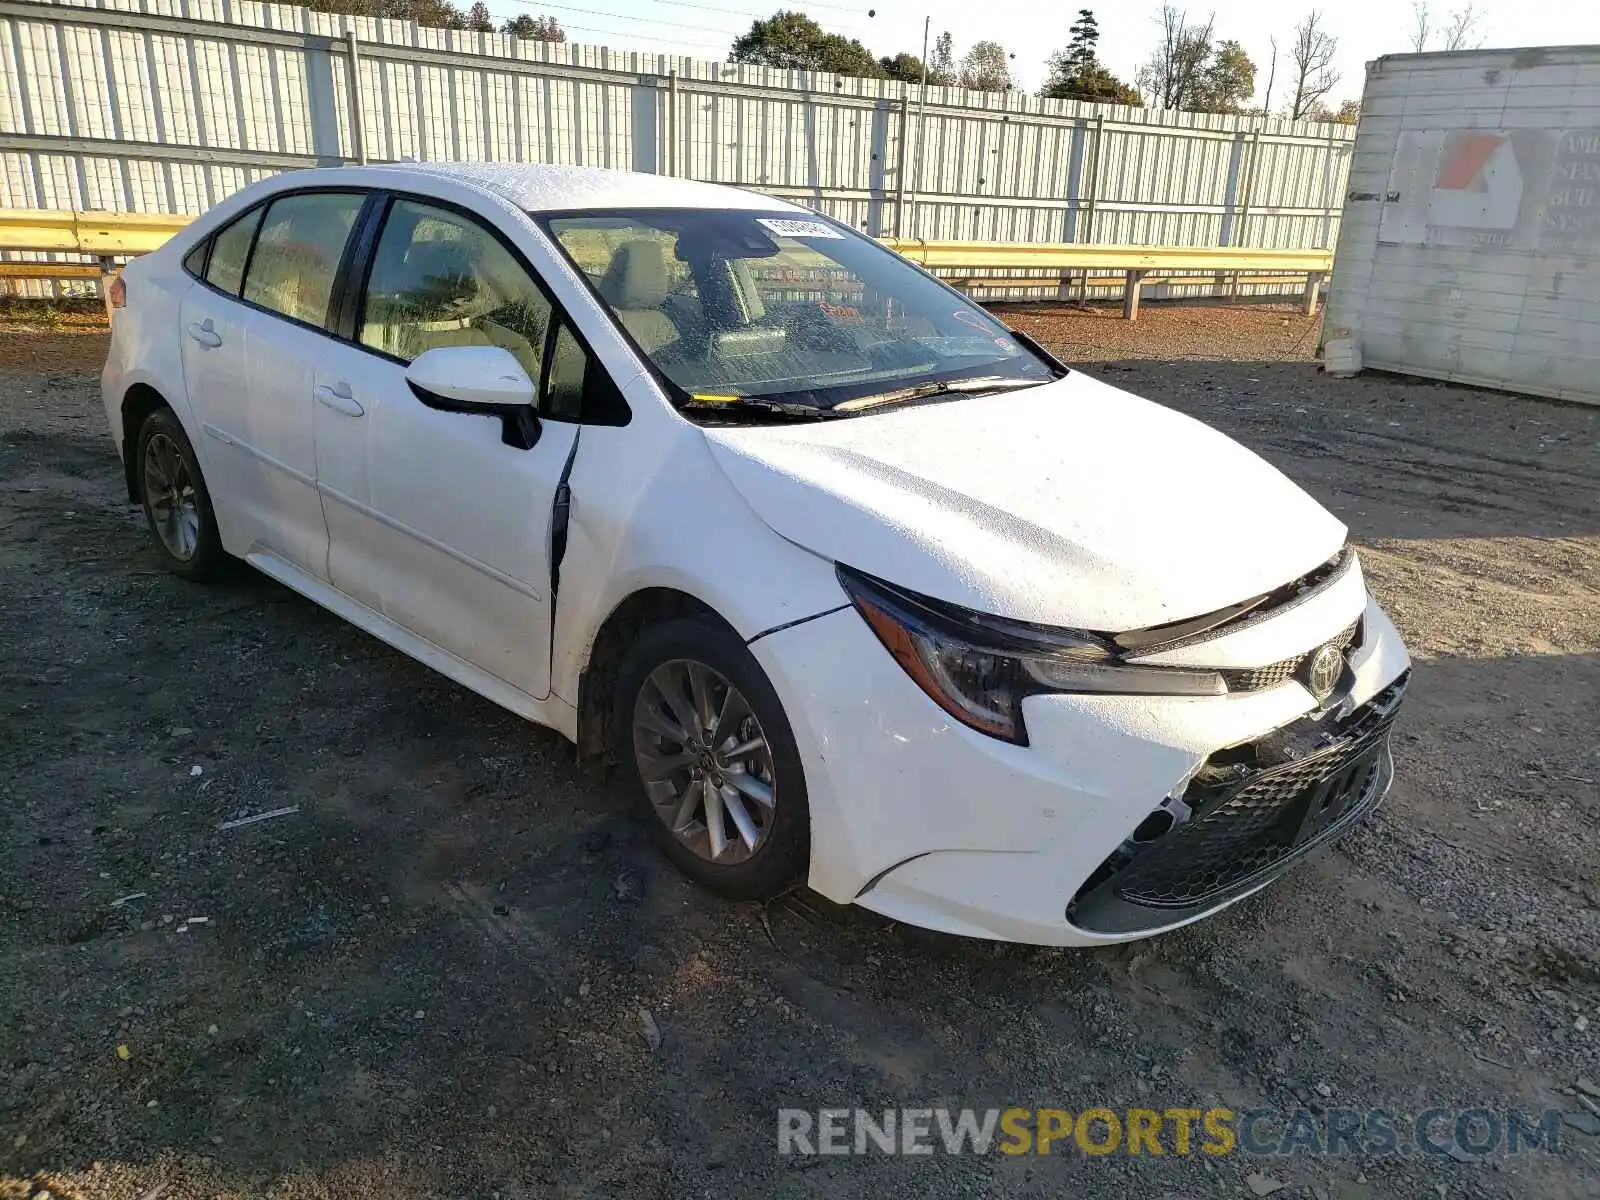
[482,0,1600,108]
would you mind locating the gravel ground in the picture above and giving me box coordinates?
[2,303,1598,1199]
[994,300,1328,363]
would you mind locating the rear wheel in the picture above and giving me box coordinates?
[614,617,809,899]
[135,408,227,581]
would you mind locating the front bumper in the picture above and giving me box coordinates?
[749,590,1411,947]
[1066,673,1405,935]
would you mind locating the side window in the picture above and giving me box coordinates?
[182,239,209,279]
[545,323,588,420]
[545,320,629,426]
[359,199,553,384]
[241,192,365,326]
[202,206,263,296]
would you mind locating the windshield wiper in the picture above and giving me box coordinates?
[831,375,1047,414]
[679,395,844,422]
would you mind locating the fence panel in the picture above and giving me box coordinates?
[0,0,1353,300]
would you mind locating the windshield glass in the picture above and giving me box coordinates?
[539,209,1061,414]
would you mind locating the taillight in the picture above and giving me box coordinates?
[107,274,126,309]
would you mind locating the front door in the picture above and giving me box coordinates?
[313,197,579,700]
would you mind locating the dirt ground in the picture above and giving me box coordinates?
[2,302,1598,1199]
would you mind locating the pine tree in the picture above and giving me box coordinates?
[1044,9,1142,105]
[1065,10,1099,75]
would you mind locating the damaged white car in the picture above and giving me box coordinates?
[102,162,1411,945]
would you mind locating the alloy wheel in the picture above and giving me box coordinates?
[632,658,777,865]
[143,431,200,561]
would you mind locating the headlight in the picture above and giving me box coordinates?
[837,565,1226,745]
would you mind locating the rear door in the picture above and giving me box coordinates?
[178,205,262,552]
[311,195,580,699]
[179,190,368,576]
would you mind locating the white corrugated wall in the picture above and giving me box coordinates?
[0,0,1352,300]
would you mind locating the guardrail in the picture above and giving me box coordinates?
[0,208,196,313]
[879,238,1333,319]
[0,210,1333,321]
[0,208,195,254]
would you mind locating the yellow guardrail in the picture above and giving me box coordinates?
[0,261,103,280]
[879,238,1332,319]
[0,208,196,314]
[878,237,1333,275]
[0,207,194,255]
[0,210,1330,320]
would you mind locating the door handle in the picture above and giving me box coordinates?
[315,383,365,417]
[186,321,222,349]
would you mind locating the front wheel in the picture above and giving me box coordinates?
[614,617,810,899]
[135,408,228,581]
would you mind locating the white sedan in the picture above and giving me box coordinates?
[101,162,1411,945]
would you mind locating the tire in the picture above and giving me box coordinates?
[134,408,228,582]
[613,617,810,900]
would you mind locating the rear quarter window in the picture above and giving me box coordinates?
[203,207,264,297]
[182,239,209,278]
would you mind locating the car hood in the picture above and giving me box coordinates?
[701,371,1348,631]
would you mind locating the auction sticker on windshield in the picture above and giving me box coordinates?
[757,218,845,239]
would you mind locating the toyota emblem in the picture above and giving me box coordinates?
[1305,643,1345,702]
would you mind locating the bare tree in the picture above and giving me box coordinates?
[1135,5,1216,109]
[1442,2,1484,50]
[1408,0,1431,51]
[1262,35,1278,113]
[1287,10,1339,120]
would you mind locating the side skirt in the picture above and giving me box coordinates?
[244,550,580,742]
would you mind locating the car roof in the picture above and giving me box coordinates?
[375,161,807,215]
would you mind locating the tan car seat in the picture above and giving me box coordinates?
[598,240,681,355]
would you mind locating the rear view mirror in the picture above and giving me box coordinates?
[406,346,535,411]
[675,225,781,262]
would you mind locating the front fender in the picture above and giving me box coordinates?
[549,402,848,708]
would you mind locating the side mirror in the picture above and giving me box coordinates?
[405,345,535,411]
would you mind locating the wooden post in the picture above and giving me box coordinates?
[1302,270,1325,315]
[667,70,679,177]
[1122,269,1147,320]
[892,93,910,238]
[345,31,367,165]
[1076,114,1105,308]
[1237,130,1260,246]
[98,255,118,320]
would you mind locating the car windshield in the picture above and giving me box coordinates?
[539,209,1062,416]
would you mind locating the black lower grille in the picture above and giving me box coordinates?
[1114,732,1387,907]
[1069,672,1408,934]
